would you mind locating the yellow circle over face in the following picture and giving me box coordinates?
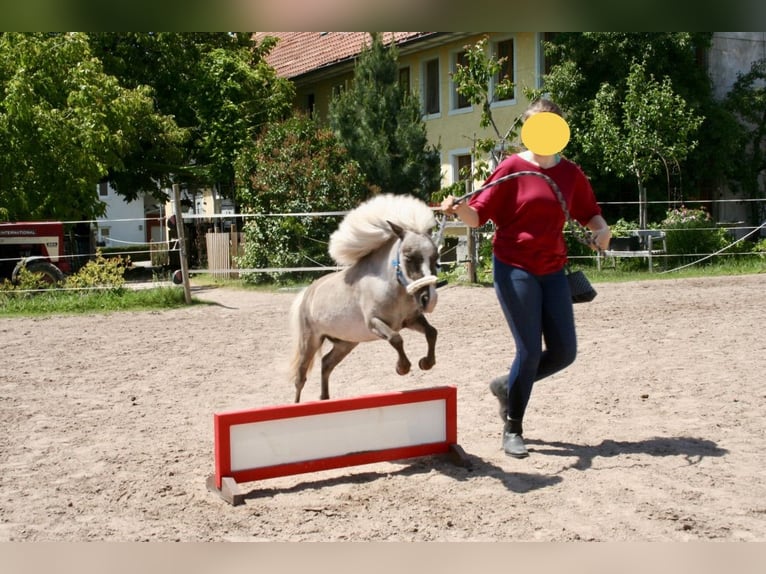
[521,112,570,156]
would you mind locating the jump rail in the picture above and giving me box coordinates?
[207,386,469,505]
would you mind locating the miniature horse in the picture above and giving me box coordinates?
[288,194,439,402]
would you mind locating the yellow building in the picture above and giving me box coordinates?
[255,32,549,189]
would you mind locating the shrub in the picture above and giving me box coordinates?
[754,237,766,258]
[64,249,127,292]
[610,218,641,238]
[661,206,729,265]
[0,265,58,294]
[234,115,368,285]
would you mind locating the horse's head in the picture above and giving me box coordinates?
[388,221,439,314]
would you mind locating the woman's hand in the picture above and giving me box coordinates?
[441,196,480,228]
[591,227,612,252]
[586,215,611,251]
[440,195,460,216]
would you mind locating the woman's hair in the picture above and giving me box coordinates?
[522,98,563,121]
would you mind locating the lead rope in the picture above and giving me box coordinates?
[434,170,601,254]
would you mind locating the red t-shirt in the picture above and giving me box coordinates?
[469,154,602,275]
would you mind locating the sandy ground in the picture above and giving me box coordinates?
[1,273,765,541]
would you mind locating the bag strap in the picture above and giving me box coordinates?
[542,172,599,251]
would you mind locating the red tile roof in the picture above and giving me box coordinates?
[254,32,436,79]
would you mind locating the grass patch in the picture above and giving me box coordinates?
[0,286,195,317]
[190,273,313,292]
[584,255,766,283]
[440,256,766,287]
[2,258,763,318]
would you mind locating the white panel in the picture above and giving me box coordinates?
[229,399,446,472]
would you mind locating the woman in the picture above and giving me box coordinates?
[440,99,611,458]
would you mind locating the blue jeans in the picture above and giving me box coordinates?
[493,255,577,422]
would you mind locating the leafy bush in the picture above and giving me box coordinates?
[0,265,58,294]
[610,218,641,237]
[661,206,729,265]
[64,249,127,291]
[234,115,368,285]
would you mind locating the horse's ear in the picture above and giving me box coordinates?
[387,220,406,239]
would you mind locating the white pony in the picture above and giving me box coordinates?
[289,194,440,402]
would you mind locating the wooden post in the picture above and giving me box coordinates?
[466,229,477,283]
[229,222,239,279]
[172,184,193,304]
[464,179,478,283]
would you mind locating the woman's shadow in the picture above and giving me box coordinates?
[523,435,728,471]
[240,435,728,500]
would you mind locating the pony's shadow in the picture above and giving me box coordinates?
[241,435,728,501]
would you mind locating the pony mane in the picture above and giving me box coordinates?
[328,193,436,266]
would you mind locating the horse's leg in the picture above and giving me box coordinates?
[405,313,438,371]
[369,317,411,375]
[293,334,323,403]
[320,340,358,400]
[294,348,315,404]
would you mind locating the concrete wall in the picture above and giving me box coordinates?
[707,33,766,234]
[708,32,766,101]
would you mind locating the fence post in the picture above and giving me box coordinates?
[172,184,193,304]
[465,179,478,283]
[229,223,240,279]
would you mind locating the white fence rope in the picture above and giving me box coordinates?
[3,197,765,289]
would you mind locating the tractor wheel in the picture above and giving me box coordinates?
[19,261,65,285]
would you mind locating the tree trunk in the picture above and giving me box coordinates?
[635,166,648,230]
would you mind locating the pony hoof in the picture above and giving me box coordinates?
[396,364,411,376]
[418,358,434,371]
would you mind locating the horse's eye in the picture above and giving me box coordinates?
[406,254,423,267]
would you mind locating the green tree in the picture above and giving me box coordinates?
[585,60,704,228]
[450,35,517,184]
[329,32,441,201]
[234,114,367,284]
[89,32,294,200]
[0,32,184,221]
[542,33,731,221]
[440,36,523,282]
[724,58,766,224]
[190,44,294,192]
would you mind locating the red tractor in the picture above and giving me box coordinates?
[0,221,90,284]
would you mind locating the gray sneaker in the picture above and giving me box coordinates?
[503,431,529,458]
[489,375,508,422]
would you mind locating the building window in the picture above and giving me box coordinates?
[451,50,471,111]
[455,154,473,188]
[492,37,515,102]
[423,58,440,116]
[537,32,556,88]
[332,79,347,99]
[307,93,315,117]
[98,182,109,197]
[399,66,410,94]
